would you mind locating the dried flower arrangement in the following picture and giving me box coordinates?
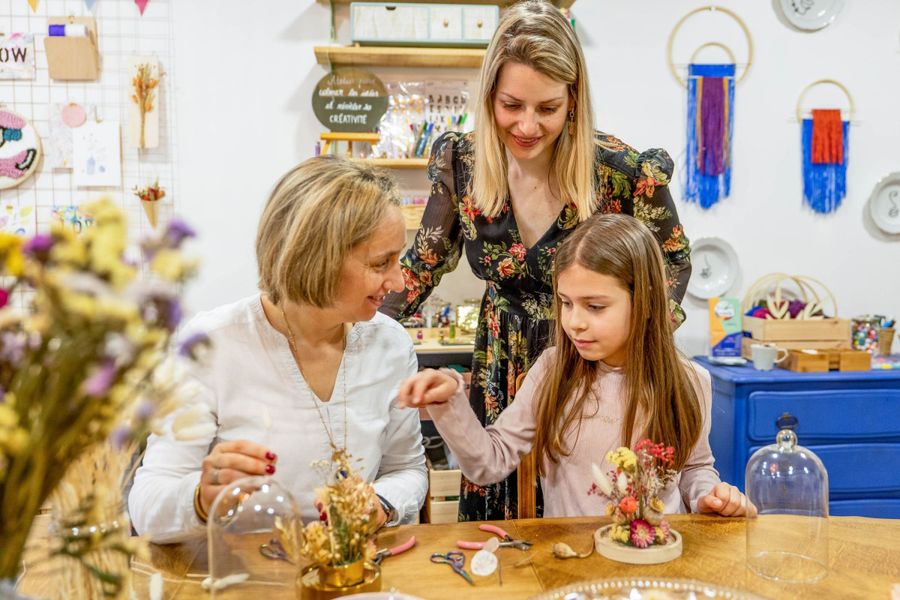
[590,440,678,550]
[0,198,199,591]
[130,63,160,149]
[133,179,166,229]
[275,449,381,591]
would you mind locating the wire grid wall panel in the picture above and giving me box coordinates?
[0,0,177,266]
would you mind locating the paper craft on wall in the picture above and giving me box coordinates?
[72,120,122,188]
[127,56,161,149]
[51,205,95,234]
[48,103,91,169]
[666,6,753,209]
[796,79,853,214]
[133,179,165,228]
[0,109,41,190]
[135,0,149,15]
[0,202,35,236]
[0,34,36,80]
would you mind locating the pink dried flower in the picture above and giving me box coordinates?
[629,519,654,548]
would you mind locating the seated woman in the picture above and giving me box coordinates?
[129,157,428,543]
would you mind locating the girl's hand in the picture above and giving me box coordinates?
[397,369,458,407]
[698,482,757,517]
[200,440,277,513]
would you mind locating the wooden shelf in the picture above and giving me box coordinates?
[314,45,485,69]
[362,158,428,169]
[320,0,575,7]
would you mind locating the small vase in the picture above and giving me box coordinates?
[49,506,134,599]
[297,559,381,600]
[594,525,683,565]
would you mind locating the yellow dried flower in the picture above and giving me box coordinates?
[606,447,638,472]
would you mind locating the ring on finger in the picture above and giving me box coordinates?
[211,467,220,486]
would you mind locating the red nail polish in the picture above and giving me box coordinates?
[266,451,277,461]
[265,464,276,474]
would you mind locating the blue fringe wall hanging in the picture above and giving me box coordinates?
[684,63,736,209]
[801,108,848,213]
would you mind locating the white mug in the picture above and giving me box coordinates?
[751,344,788,371]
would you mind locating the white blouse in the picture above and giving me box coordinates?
[129,294,427,543]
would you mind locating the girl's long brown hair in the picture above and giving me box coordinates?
[533,214,702,475]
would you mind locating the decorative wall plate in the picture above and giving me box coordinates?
[778,0,844,31]
[868,172,900,235]
[687,237,740,299]
[0,109,42,190]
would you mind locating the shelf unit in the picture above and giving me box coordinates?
[314,45,485,69]
[320,0,575,7]
[363,158,428,169]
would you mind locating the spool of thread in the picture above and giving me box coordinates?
[48,24,88,37]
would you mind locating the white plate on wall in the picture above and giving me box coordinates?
[687,237,740,300]
[778,0,844,31]
[868,172,900,235]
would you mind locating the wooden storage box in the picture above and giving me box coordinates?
[745,316,850,343]
[422,463,460,524]
[351,2,498,47]
[786,349,872,373]
[400,204,425,229]
[43,17,100,81]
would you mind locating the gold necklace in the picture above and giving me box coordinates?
[280,305,349,452]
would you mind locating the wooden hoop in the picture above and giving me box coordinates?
[795,79,855,121]
[688,41,737,66]
[666,5,753,88]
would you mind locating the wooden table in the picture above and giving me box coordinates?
[20,515,900,599]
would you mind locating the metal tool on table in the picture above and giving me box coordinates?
[373,535,417,565]
[457,523,533,551]
[430,551,474,586]
[258,537,292,563]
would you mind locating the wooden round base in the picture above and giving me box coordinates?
[594,525,683,565]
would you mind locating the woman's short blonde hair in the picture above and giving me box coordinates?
[472,0,596,221]
[256,156,400,307]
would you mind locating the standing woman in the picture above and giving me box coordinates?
[381,1,692,521]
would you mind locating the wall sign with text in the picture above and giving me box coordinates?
[312,68,388,133]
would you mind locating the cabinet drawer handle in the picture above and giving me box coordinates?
[477,19,483,28]
[443,18,449,28]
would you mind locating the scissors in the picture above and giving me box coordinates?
[430,551,474,586]
[372,535,417,565]
[259,537,292,563]
[457,524,533,552]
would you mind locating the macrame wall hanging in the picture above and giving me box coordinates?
[796,79,855,214]
[667,6,753,209]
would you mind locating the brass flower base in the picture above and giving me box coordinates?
[297,560,381,600]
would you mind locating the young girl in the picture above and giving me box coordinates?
[399,214,748,518]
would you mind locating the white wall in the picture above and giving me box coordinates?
[174,0,900,355]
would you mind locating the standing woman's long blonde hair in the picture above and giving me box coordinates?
[472,0,596,221]
[533,214,703,474]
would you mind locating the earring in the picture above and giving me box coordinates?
[568,108,576,136]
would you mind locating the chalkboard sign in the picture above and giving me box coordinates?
[312,68,388,133]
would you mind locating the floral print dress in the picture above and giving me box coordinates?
[381,131,692,521]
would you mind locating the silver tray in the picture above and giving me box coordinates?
[530,577,769,600]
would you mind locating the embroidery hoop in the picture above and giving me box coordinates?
[795,78,855,122]
[666,6,753,88]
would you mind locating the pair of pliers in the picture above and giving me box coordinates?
[457,524,533,551]
[372,535,417,565]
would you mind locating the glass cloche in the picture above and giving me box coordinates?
[207,476,302,598]
[745,412,829,583]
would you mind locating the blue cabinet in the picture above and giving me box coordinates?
[693,357,900,518]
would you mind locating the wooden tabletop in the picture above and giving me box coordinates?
[20,514,900,599]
